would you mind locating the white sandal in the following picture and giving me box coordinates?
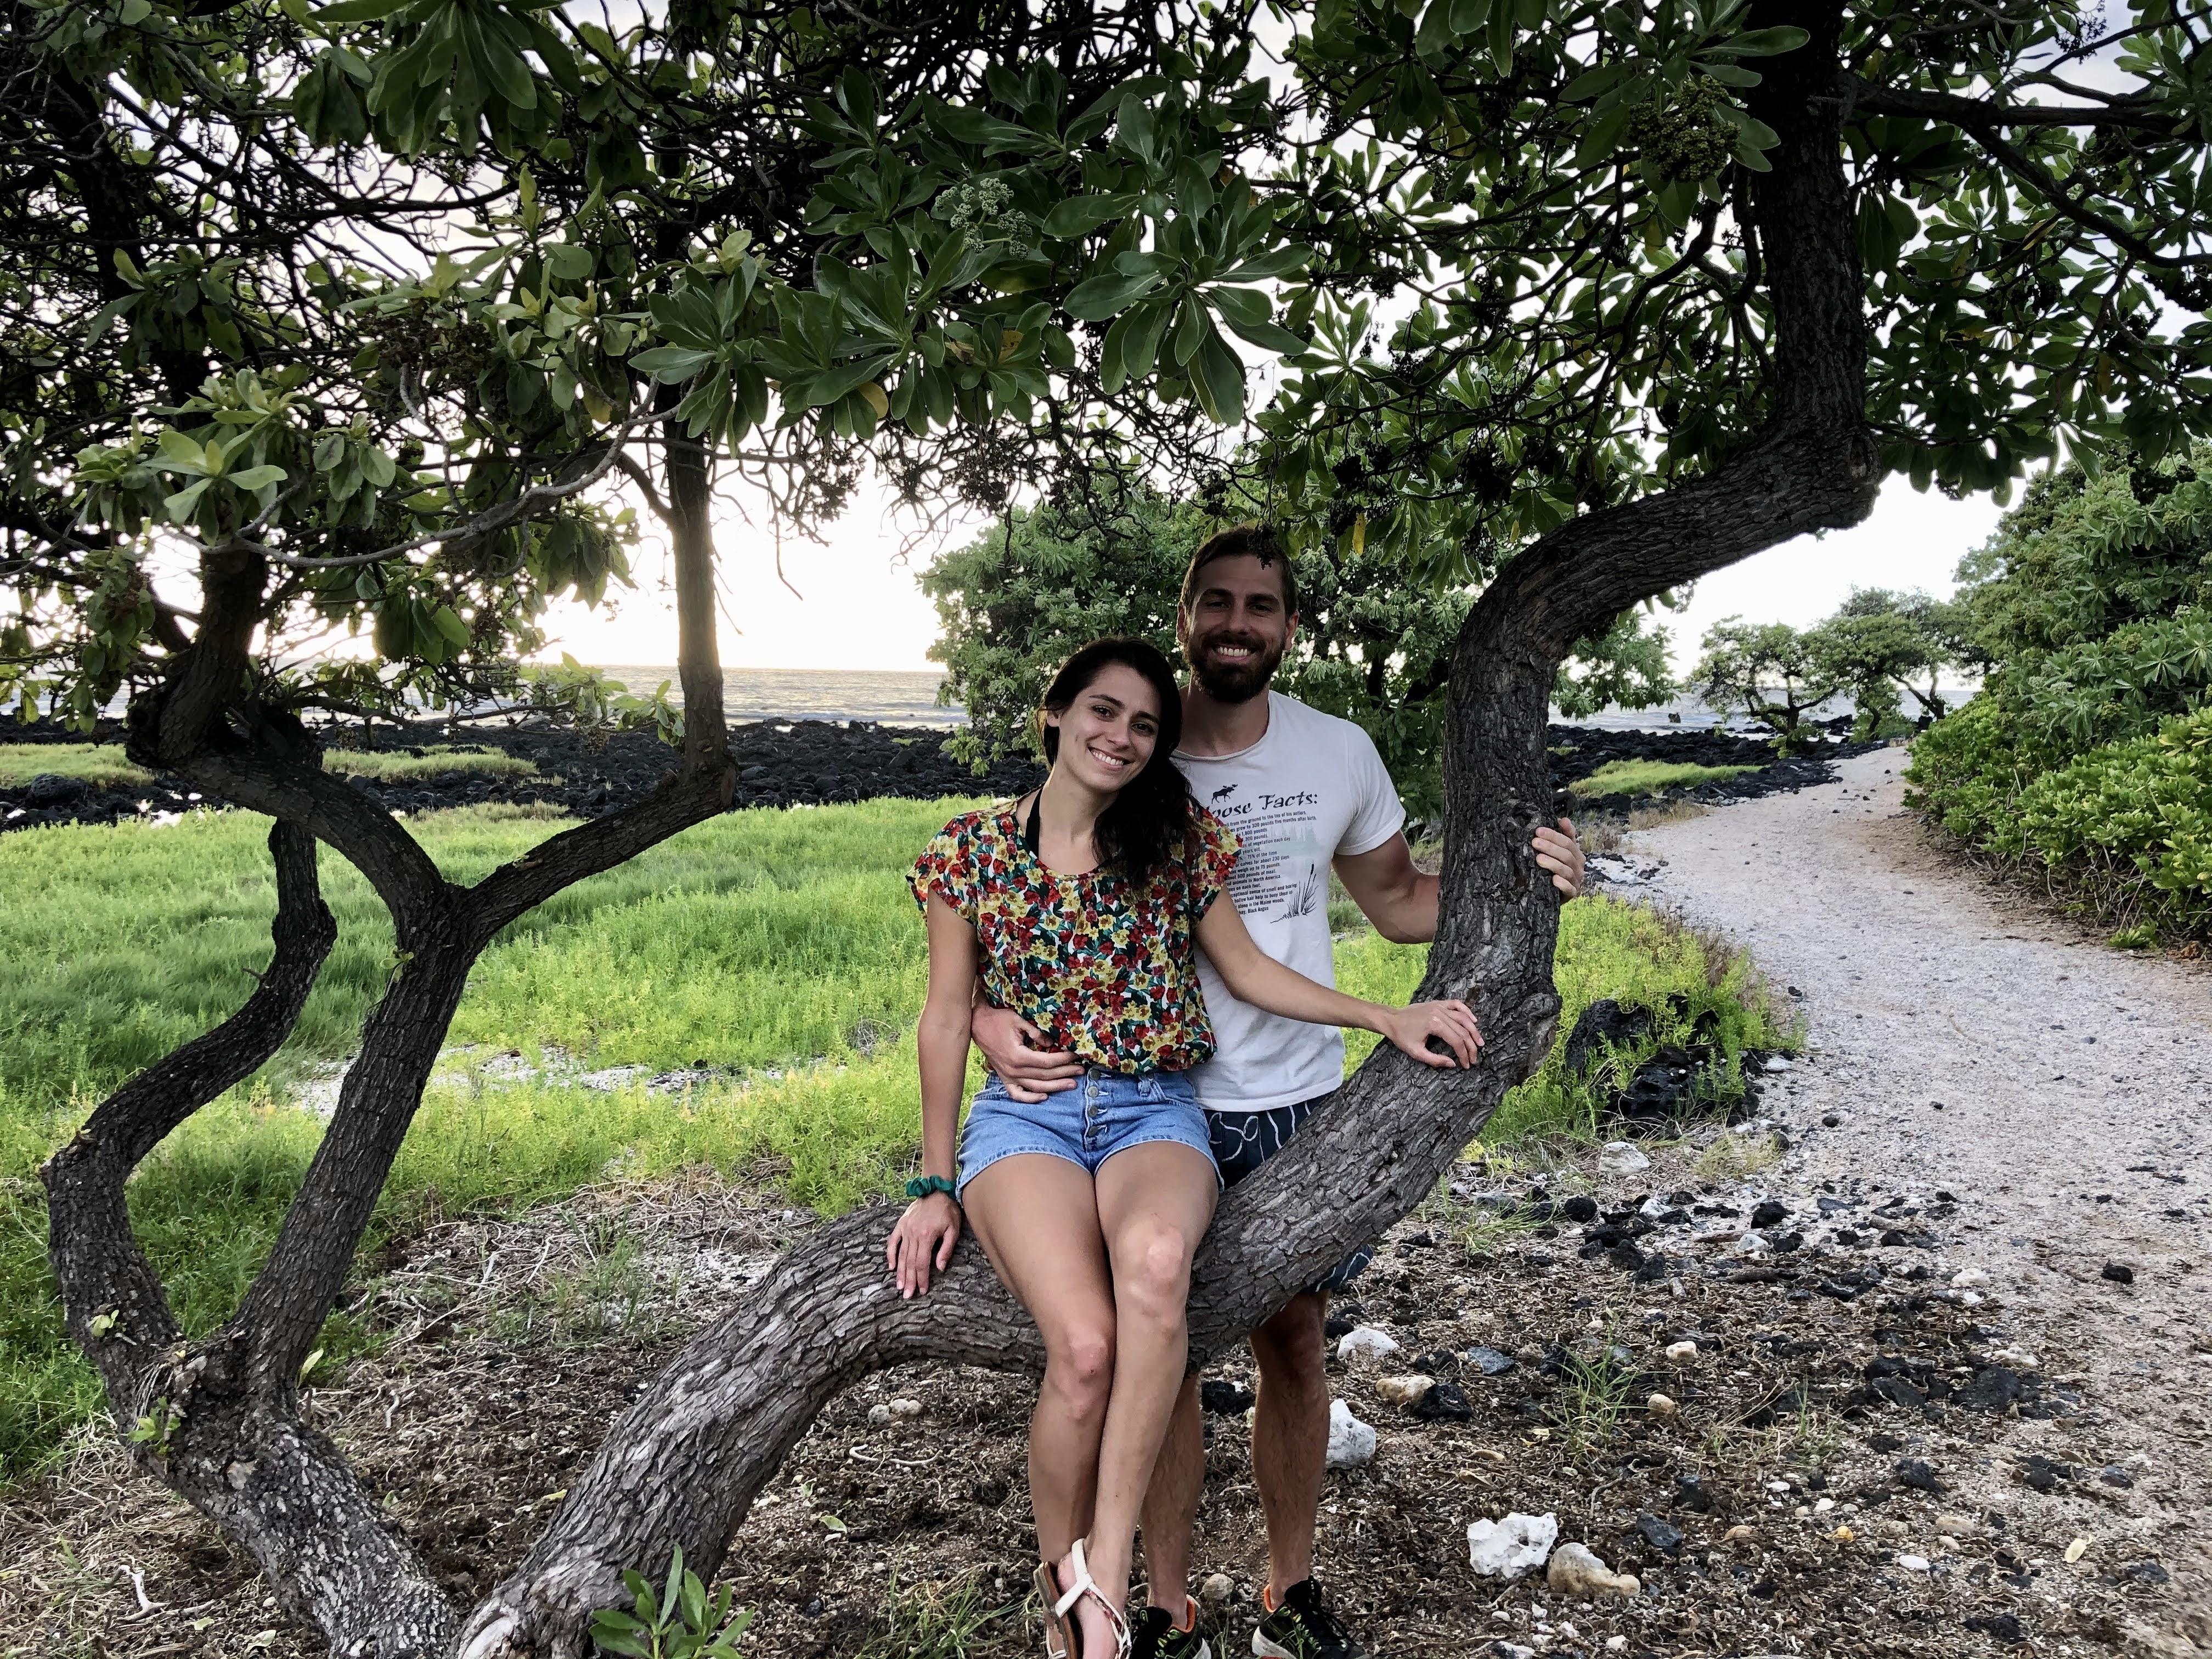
[1033,1538,1132,1659]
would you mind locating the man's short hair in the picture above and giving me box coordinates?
[1178,522,1299,617]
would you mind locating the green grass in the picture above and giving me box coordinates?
[0,743,154,788]
[322,744,541,782]
[0,806,1787,1481]
[1335,894,1792,1143]
[1566,758,1760,800]
[0,796,974,1477]
[0,741,538,793]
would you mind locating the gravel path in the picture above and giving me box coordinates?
[1628,747,2212,1650]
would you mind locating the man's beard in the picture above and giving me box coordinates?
[1188,629,1285,704]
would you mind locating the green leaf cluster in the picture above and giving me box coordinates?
[1907,444,2212,939]
[590,1546,754,1659]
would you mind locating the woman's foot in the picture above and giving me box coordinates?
[1043,1540,1130,1658]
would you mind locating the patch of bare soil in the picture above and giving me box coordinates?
[2,1135,2190,1659]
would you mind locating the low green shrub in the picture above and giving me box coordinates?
[323,744,540,782]
[1911,699,2212,939]
[1566,759,1759,801]
[0,742,154,788]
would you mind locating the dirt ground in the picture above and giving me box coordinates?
[0,1142,2193,1658]
[3,747,2206,1658]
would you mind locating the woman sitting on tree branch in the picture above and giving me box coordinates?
[888,637,1482,1658]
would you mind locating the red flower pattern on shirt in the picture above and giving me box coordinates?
[909,805,1240,1073]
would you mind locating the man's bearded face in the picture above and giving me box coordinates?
[1181,555,1294,704]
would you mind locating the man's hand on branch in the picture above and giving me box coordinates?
[1533,817,1585,900]
[970,1003,1081,1102]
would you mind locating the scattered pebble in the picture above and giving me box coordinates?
[1646,1392,1678,1419]
[1596,1141,1651,1176]
[1200,1572,1234,1605]
[1335,1326,1401,1364]
[1323,1400,1375,1470]
[1467,1512,1559,1579]
[1375,1374,1436,1407]
[1898,1554,1932,1573]
[1949,1267,1990,1289]
[1545,1541,1639,1599]
[1663,1340,1699,1363]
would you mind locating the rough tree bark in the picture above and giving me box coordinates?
[48,7,1882,1655]
[455,7,1881,1653]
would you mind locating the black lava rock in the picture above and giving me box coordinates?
[2124,1561,2170,1585]
[1412,1350,1461,1379]
[1955,1365,2030,1414]
[1563,998,1654,1075]
[1673,1474,1714,1514]
[1632,1513,1685,1553]
[1200,1379,1255,1416]
[1556,1194,1600,1224]
[1965,1614,2027,1644]
[2101,1262,2136,1284]
[24,772,88,806]
[1409,1381,1474,1423]
[1892,1458,1945,1494]
[2016,1454,2072,1492]
[1606,1243,1647,1273]
[1750,1200,1788,1228]
[1465,1346,1516,1376]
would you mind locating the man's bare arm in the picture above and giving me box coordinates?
[1333,834,1439,943]
[1335,820,1586,944]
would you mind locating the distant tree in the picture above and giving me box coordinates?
[1695,618,1840,752]
[1552,603,1681,721]
[1944,449,2212,754]
[1808,587,1966,735]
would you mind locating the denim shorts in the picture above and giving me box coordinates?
[956,1068,1218,1201]
[1207,1096,1374,1294]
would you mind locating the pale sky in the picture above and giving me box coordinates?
[533,470,2009,678]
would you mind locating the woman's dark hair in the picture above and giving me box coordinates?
[1037,637,1194,879]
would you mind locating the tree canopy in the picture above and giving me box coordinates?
[8,0,2211,1652]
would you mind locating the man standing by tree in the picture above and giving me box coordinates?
[976,523,1585,1658]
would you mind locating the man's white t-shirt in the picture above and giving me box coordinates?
[1172,692,1404,1114]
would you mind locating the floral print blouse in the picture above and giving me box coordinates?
[909,804,1240,1074]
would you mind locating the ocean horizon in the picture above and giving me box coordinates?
[595,665,962,728]
[589,665,1981,733]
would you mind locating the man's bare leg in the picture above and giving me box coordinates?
[1139,1374,1205,1612]
[1248,1290,1330,1598]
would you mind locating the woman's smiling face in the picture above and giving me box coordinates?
[1046,662,1163,794]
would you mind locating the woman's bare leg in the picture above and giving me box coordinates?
[1062,1141,1217,1652]
[961,1153,1118,1566]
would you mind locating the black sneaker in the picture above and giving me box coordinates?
[1132,1601,1212,1659]
[1251,1579,1365,1659]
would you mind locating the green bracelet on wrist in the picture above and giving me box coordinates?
[905,1175,958,1202]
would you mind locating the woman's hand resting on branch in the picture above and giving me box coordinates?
[1376,999,1484,1069]
[886,1193,963,1298]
